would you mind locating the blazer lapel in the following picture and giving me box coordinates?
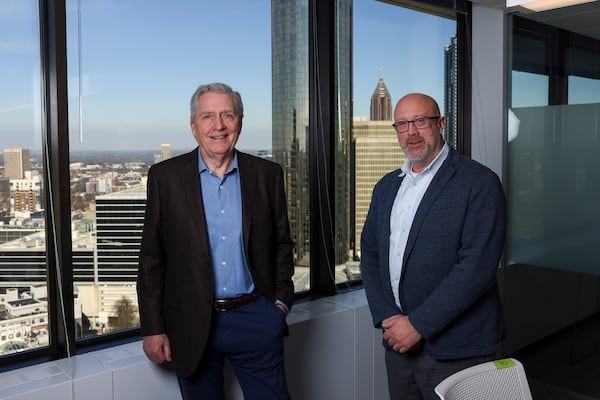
[237,152,256,257]
[404,149,457,261]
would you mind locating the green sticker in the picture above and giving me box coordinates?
[493,359,516,369]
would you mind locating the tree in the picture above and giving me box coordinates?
[110,296,137,331]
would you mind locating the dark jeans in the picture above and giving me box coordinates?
[177,296,289,400]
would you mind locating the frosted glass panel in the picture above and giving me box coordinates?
[507,103,600,274]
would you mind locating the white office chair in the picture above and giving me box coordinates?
[434,358,533,400]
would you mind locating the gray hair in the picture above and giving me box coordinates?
[189,82,244,122]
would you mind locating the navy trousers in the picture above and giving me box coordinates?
[177,295,290,400]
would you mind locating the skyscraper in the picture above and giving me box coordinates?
[3,148,31,179]
[444,36,458,150]
[370,72,393,121]
[353,119,405,257]
[271,0,310,266]
[271,0,353,273]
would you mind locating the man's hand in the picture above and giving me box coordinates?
[143,333,172,364]
[382,314,422,353]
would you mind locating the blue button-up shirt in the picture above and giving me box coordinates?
[198,150,255,299]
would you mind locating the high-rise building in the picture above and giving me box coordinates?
[92,186,145,325]
[370,72,393,121]
[10,171,42,214]
[160,144,172,161]
[272,0,353,270]
[353,119,405,257]
[271,0,310,266]
[444,36,458,150]
[3,148,31,179]
[95,186,145,283]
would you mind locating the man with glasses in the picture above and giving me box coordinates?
[361,93,506,399]
[137,82,294,399]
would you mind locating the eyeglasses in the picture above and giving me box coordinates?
[392,116,440,133]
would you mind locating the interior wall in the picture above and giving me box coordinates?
[471,3,506,181]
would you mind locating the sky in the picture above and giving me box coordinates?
[0,0,455,152]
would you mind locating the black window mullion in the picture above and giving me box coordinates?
[40,0,75,358]
[309,0,337,295]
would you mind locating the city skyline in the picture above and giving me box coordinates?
[1,0,455,152]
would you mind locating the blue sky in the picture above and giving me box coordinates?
[1,0,454,152]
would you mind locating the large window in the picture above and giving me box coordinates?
[65,1,279,340]
[0,1,49,356]
[350,0,457,282]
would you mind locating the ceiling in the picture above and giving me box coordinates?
[471,0,600,40]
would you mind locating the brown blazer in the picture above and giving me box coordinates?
[137,148,294,377]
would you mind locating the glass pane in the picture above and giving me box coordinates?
[0,1,49,355]
[66,1,275,339]
[568,47,600,104]
[511,71,549,108]
[271,1,310,292]
[351,1,456,278]
[507,14,600,399]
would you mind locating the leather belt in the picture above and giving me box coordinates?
[214,293,256,311]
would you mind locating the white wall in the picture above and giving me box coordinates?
[0,290,390,400]
[471,3,507,181]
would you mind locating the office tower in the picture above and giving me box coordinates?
[335,0,353,267]
[353,119,405,257]
[93,187,145,323]
[3,148,31,179]
[370,72,393,121]
[272,0,352,270]
[160,144,172,161]
[271,0,310,265]
[444,36,458,149]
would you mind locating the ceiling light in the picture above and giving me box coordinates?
[506,0,597,12]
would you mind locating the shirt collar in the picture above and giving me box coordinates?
[198,149,239,175]
[398,143,449,178]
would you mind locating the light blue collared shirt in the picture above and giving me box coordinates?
[198,150,255,299]
[388,144,450,310]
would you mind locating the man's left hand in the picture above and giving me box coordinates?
[382,314,422,353]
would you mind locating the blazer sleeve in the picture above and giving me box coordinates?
[137,165,166,336]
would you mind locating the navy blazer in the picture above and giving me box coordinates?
[137,148,294,377]
[361,147,506,360]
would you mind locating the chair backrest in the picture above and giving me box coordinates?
[434,358,533,400]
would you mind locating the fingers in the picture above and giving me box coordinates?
[143,334,172,364]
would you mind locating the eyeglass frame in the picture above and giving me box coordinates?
[392,116,441,133]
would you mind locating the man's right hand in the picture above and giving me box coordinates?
[143,333,172,364]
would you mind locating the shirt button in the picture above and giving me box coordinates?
[221,261,227,267]
[220,210,225,214]
[221,235,226,240]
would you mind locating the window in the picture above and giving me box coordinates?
[0,0,49,356]
[66,1,278,340]
[350,0,457,282]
